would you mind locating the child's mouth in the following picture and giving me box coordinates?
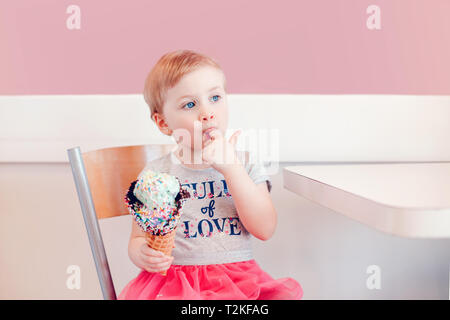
[202,127,217,140]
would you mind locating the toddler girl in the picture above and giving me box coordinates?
[119,49,303,300]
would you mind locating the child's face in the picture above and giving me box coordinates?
[155,65,229,151]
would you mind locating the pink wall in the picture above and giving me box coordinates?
[1,0,449,95]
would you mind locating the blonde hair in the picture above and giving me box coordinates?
[143,49,226,122]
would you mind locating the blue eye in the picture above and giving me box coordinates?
[183,101,195,109]
[182,95,221,110]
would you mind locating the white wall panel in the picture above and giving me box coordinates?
[1,94,449,162]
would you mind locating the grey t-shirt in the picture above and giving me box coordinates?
[136,147,272,265]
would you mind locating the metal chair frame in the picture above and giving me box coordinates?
[67,144,174,300]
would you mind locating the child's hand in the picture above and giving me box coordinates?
[138,243,174,274]
[202,129,242,174]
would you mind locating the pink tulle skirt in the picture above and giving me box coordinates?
[118,259,303,300]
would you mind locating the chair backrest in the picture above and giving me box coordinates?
[67,143,175,299]
[82,144,174,219]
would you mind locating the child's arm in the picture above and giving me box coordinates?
[223,165,277,241]
[128,219,174,273]
[202,129,277,241]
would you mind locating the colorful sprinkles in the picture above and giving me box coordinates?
[124,170,190,236]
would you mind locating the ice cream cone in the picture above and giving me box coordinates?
[145,229,177,276]
[124,170,190,276]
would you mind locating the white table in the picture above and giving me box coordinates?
[283,162,450,239]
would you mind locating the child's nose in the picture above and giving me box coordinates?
[200,114,215,122]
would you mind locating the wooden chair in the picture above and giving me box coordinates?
[67,144,175,299]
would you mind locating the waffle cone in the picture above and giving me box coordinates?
[145,229,176,276]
